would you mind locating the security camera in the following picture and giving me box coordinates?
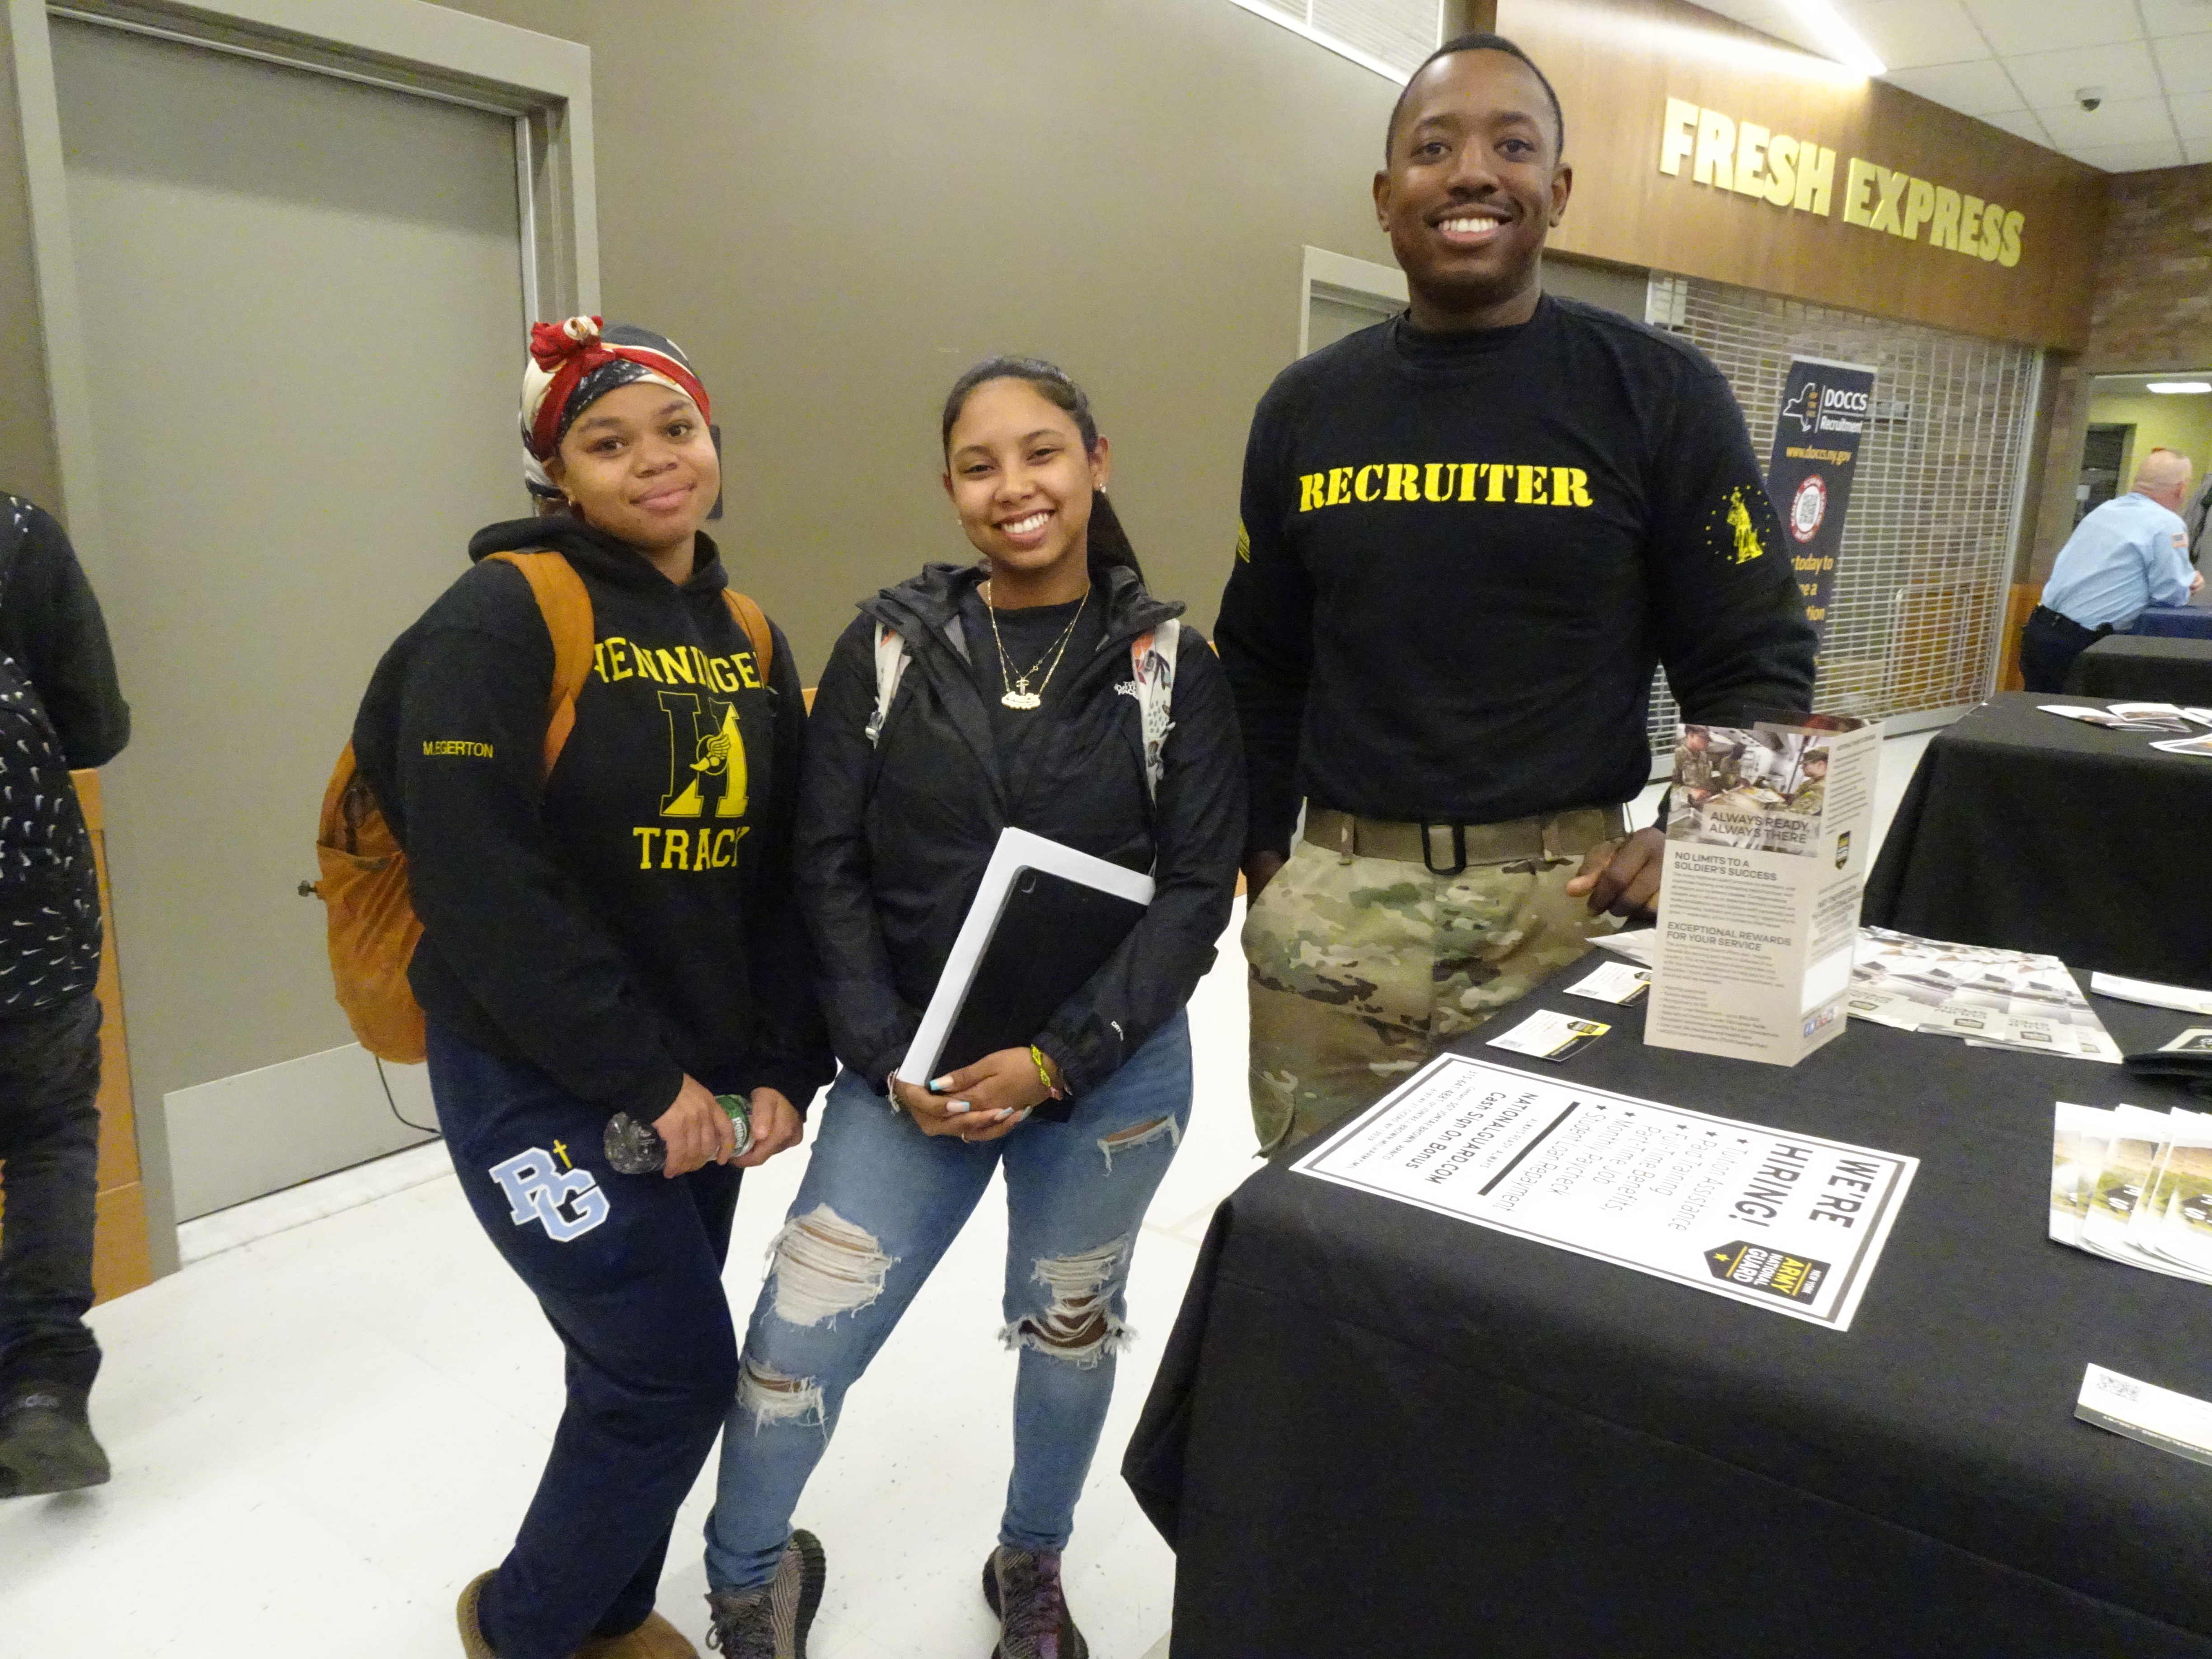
[2077,86,2105,111]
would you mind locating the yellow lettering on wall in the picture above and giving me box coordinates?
[1930,186,1960,250]
[1383,463,1419,501]
[1298,473,1326,512]
[1959,195,1985,256]
[1763,134,1799,207]
[1977,200,2005,262]
[1693,107,1736,190]
[1734,121,1770,197]
[1423,463,1455,503]
[1795,145,1834,216]
[1900,176,1935,241]
[1326,467,1352,506]
[1999,209,2024,268]
[1353,464,1383,502]
[1870,164,1909,234]
[1842,155,1879,227]
[1659,96,1698,175]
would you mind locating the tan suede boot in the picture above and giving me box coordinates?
[456,1571,499,1659]
[573,1611,699,1659]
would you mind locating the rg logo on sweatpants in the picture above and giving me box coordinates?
[490,1146,610,1242]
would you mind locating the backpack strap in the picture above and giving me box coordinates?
[722,590,775,685]
[1128,618,1181,801]
[488,550,595,777]
[866,623,910,747]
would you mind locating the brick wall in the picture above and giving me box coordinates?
[2024,164,2212,582]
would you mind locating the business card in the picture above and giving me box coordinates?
[2077,1364,2212,1470]
[1486,1008,1611,1062]
[1565,961,1651,1005]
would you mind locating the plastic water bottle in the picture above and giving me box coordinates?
[604,1093,755,1174]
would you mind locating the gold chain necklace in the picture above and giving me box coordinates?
[981,580,1089,711]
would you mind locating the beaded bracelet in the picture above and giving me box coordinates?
[1029,1044,1064,1100]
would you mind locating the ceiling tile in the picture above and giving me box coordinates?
[1973,106,2059,146]
[2154,32,2212,92]
[1964,0,2142,56]
[2065,136,2189,170]
[1844,0,1991,70]
[2169,89,2212,136]
[1884,58,2027,114]
[2035,93,2179,146]
[2004,38,2162,107]
[2141,0,2212,38]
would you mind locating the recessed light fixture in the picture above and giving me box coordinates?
[2147,382,2212,394]
[1779,0,1887,75]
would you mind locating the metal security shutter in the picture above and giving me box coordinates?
[1225,0,1442,80]
[1643,273,2043,755]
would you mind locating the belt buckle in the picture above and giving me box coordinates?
[1421,822,1467,876]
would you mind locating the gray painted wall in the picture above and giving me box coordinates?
[0,5,62,512]
[435,0,1399,667]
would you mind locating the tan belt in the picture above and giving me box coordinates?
[1303,804,1628,874]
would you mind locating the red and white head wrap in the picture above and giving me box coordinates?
[519,316,712,499]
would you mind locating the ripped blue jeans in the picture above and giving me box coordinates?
[703,1010,1190,1593]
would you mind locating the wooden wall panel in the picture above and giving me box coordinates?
[1497,0,2102,350]
[0,771,152,1308]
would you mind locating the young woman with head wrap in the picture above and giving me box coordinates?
[350,318,832,1659]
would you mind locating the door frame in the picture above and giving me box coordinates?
[9,0,598,573]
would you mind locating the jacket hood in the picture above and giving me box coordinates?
[859,558,1181,648]
[466,514,731,597]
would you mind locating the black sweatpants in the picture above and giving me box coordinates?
[0,991,103,1395]
[427,1018,741,1659]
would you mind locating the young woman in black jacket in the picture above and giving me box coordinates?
[354,319,831,1659]
[699,359,1244,1659]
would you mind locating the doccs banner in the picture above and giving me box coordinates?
[1764,358,1874,646]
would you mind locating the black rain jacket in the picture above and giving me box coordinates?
[799,558,1245,1111]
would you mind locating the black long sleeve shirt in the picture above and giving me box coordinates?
[355,516,832,1123]
[1216,296,1818,856]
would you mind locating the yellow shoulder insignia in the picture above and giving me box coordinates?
[1725,488,1765,565]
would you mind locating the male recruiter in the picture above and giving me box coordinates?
[1217,31,1817,1151]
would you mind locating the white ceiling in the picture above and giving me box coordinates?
[1694,0,2212,172]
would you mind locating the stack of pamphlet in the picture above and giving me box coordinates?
[2052,1101,2212,1282]
[2039,701,2212,756]
[1844,927,2123,1063]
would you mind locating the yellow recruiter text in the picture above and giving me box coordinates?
[1296,461,1595,512]
[595,637,761,694]
[632,825,749,872]
[423,740,494,758]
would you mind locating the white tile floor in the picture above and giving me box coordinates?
[0,728,1941,1658]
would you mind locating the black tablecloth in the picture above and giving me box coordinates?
[1126,975,2212,1659]
[2067,635,2212,703]
[1863,692,2212,982]
[2134,606,2212,641]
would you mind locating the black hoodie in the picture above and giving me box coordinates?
[354,516,832,1123]
[800,559,1245,1107]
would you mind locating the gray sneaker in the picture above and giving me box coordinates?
[981,1547,1089,1659]
[0,1380,109,1497]
[705,1528,824,1659]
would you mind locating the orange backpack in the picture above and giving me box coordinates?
[312,549,773,1064]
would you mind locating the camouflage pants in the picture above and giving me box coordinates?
[1243,837,1621,1152]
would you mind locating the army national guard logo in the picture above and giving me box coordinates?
[491,1143,610,1242]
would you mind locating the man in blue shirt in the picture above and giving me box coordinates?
[2022,448,2201,691]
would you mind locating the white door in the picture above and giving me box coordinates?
[53,18,528,1218]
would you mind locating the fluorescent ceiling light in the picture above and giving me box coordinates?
[2147,381,2212,394]
[1779,0,1886,75]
